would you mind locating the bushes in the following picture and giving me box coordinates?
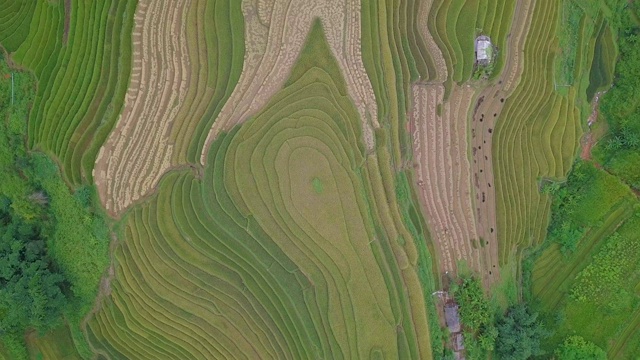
[545,161,631,253]
[597,9,640,173]
[571,222,640,305]
[606,149,640,189]
[554,336,606,360]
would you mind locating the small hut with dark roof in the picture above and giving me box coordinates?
[444,302,461,333]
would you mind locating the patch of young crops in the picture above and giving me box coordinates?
[26,326,82,360]
[87,21,432,359]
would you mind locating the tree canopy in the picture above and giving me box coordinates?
[0,205,68,336]
[495,304,549,359]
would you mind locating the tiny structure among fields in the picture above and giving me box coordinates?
[444,300,466,359]
[475,35,493,65]
[444,302,461,333]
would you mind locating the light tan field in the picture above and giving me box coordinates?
[411,0,535,287]
[94,0,191,215]
[412,84,482,276]
[199,0,379,164]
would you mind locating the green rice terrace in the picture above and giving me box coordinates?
[1,0,639,359]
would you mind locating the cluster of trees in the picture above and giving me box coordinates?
[451,277,551,360]
[554,336,607,360]
[0,58,110,358]
[452,277,497,357]
[596,3,640,189]
[0,202,68,337]
[449,275,613,359]
[0,63,70,356]
[494,304,548,359]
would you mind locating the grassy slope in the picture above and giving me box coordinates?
[86,21,433,359]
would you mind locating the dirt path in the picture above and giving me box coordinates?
[63,0,71,45]
[581,90,606,161]
[199,0,379,165]
[94,0,191,215]
[410,0,535,288]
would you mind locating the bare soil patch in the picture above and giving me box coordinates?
[581,90,607,161]
[412,83,482,278]
[94,0,192,216]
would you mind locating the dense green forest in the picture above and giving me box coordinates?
[0,56,110,358]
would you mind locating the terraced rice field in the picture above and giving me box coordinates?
[412,84,483,276]
[427,0,516,85]
[95,0,192,215]
[95,0,245,216]
[201,0,381,165]
[409,0,536,287]
[0,0,35,52]
[492,0,582,263]
[0,0,136,185]
[3,0,630,357]
[86,21,432,359]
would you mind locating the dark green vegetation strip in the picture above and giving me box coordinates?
[0,0,135,185]
[87,21,432,359]
[182,0,244,164]
[0,57,109,360]
[586,20,616,101]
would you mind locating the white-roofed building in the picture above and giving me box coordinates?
[475,35,493,65]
